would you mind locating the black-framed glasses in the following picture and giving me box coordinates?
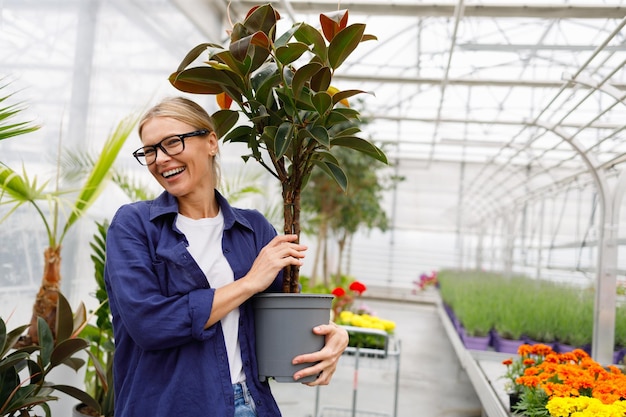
[132,129,209,166]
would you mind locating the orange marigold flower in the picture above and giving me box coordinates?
[571,349,589,362]
[531,343,554,357]
[518,375,541,387]
[518,344,534,356]
[523,358,535,366]
[544,353,560,363]
[502,359,513,366]
[607,365,623,375]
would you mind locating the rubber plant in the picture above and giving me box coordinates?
[0,292,100,417]
[169,3,387,292]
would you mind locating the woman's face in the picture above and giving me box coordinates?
[140,116,218,200]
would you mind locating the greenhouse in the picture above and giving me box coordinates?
[1,1,626,416]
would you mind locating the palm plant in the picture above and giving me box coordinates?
[0,81,40,141]
[0,94,138,344]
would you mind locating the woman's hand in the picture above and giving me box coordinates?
[291,322,349,386]
[244,234,307,294]
[207,235,306,328]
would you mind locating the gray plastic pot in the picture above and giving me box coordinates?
[252,292,333,383]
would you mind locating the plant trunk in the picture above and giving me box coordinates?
[282,186,301,293]
[336,231,348,281]
[323,235,329,285]
[22,246,62,345]
[310,218,324,287]
[311,215,329,288]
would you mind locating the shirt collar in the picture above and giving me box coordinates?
[148,190,253,232]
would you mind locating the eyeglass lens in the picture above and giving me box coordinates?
[133,130,207,165]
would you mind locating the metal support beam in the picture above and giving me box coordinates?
[535,121,614,365]
[231,1,626,19]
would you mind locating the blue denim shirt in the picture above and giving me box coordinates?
[104,190,284,417]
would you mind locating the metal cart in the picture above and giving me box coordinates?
[315,325,402,417]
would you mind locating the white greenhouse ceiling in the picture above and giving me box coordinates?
[174,0,626,227]
[2,0,626,231]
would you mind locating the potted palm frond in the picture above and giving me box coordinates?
[0,106,138,346]
[169,3,386,382]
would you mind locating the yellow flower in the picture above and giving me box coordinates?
[339,311,354,321]
[381,319,396,331]
[546,396,626,417]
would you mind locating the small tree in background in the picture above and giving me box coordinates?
[302,143,401,287]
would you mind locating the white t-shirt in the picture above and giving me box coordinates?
[176,210,245,384]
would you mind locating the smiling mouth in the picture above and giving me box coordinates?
[162,167,185,178]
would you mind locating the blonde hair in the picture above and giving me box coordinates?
[139,97,221,188]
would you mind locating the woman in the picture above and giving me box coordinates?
[104,96,349,417]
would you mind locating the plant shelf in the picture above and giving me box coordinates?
[315,326,401,417]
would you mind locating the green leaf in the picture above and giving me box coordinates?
[230,32,271,74]
[335,126,361,137]
[0,163,46,203]
[253,67,282,109]
[307,125,330,148]
[292,62,322,100]
[310,66,331,92]
[38,318,54,367]
[312,159,348,191]
[174,43,214,72]
[61,356,86,372]
[331,136,388,164]
[55,292,73,344]
[313,149,341,167]
[62,112,139,243]
[312,91,333,118]
[331,89,369,105]
[0,351,30,372]
[294,95,316,112]
[274,122,294,158]
[169,67,244,95]
[49,338,89,368]
[275,88,297,118]
[275,22,302,48]
[327,107,361,125]
[243,4,278,38]
[210,110,240,139]
[53,384,101,414]
[0,87,40,141]
[169,71,222,94]
[260,126,277,158]
[211,49,252,77]
[328,24,366,70]
[294,23,328,62]
[224,125,255,144]
[1,320,28,358]
[251,62,278,89]
[275,42,310,66]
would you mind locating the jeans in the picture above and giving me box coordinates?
[234,381,258,417]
